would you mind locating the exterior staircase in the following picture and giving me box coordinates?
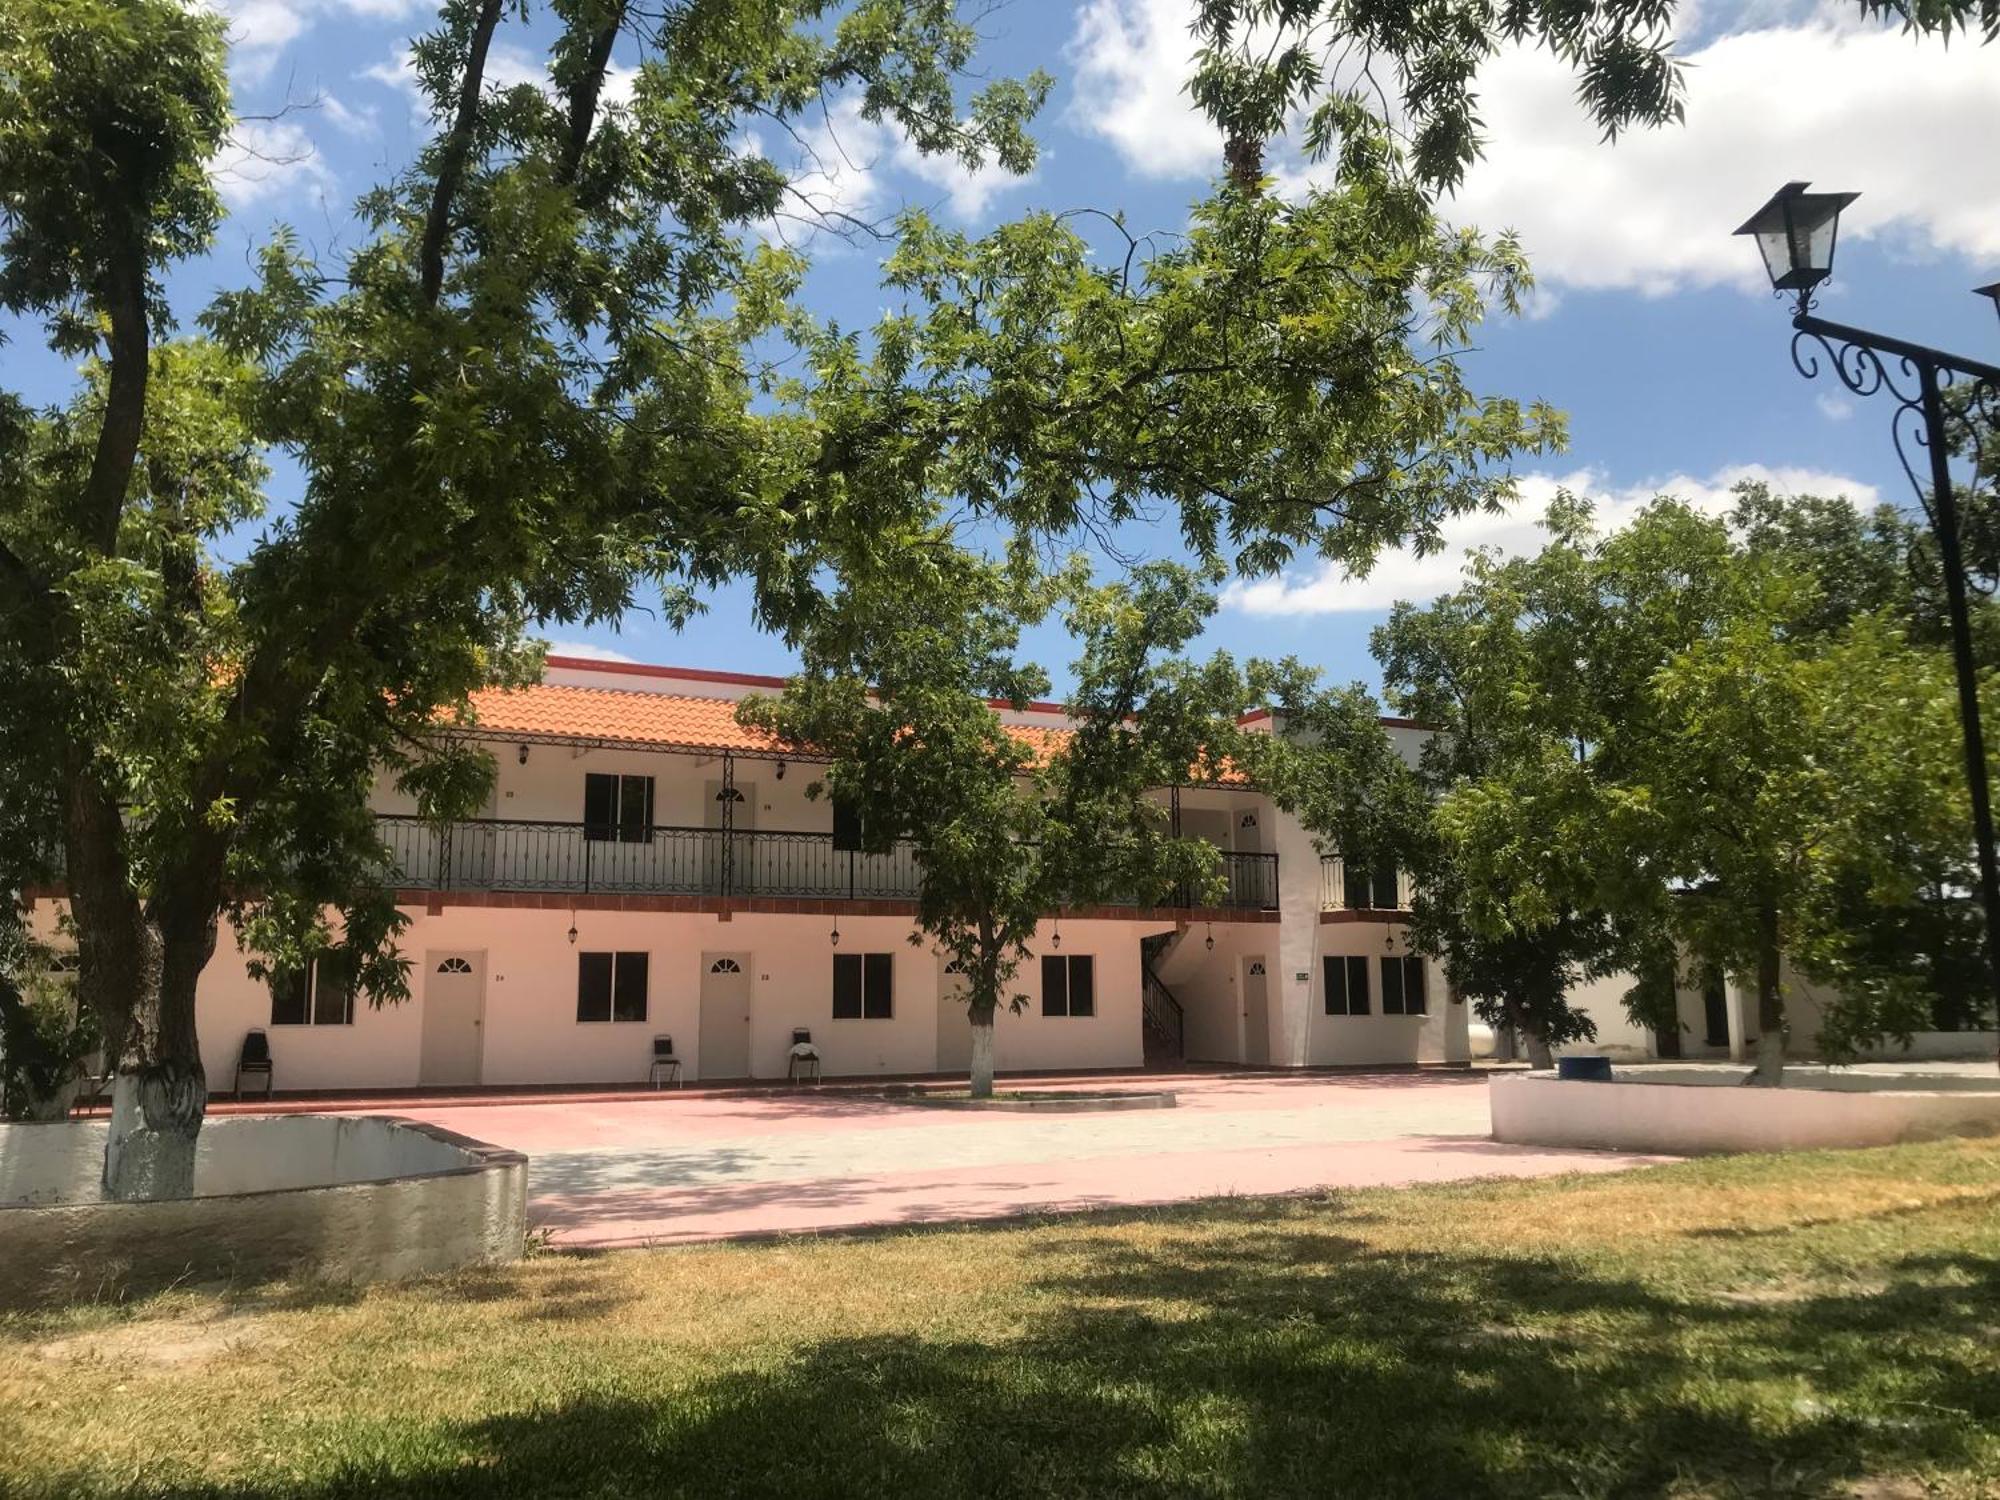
[1140,932,1186,1065]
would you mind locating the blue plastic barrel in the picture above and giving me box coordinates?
[1555,1055,1614,1082]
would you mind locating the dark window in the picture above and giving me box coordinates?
[584,773,654,843]
[833,953,894,1019]
[1342,855,1400,910]
[577,951,648,1023]
[1382,955,1428,1015]
[832,797,864,853]
[312,955,355,1026]
[613,952,649,1023]
[833,953,861,1018]
[1373,859,1400,910]
[270,957,354,1026]
[1041,954,1096,1017]
[1342,859,1372,910]
[864,953,893,1018]
[270,968,310,1026]
[1323,955,1371,1016]
[1702,971,1730,1046]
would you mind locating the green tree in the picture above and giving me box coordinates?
[3,0,1568,1196]
[1387,491,1982,1084]
[1368,567,1625,1067]
[739,556,1252,1098]
[0,0,1050,1197]
[1188,0,1991,194]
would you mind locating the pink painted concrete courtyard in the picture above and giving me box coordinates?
[374,1073,1668,1247]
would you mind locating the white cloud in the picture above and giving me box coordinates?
[1067,0,1219,179]
[1222,463,1881,615]
[361,44,634,128]
[1817,393,1855,422]
[210,118,337,208]
[209,0,427,83]
[895,136,1034,220]
[1067,0,2000,294]
[544,640,639,663]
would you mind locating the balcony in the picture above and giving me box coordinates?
[1318,855,1412,914]
[378,817,1278,911]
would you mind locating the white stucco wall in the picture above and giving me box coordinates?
[32,899,1153,1091]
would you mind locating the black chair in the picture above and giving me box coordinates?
[649,1034,683,1089]
[234,1029,274,1101]
[788,1027,822,1085]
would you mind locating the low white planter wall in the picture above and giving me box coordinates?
[1490,1072,2000,1156]
[0,1116,525,1307]
[1,1115,479,1206]
[1854,1032,2000,1062]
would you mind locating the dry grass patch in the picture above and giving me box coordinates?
[2,1138,1997,1498]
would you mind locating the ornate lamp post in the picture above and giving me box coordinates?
[1737,182,2000,1057]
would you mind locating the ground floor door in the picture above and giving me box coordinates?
[700,953,752,1079]
[1703,976,1731,1048]
[420,951,485,1085]
[936,958,972,1073]
[1242,957,1270,1065]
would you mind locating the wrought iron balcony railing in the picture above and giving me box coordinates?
[376,816,1277,909]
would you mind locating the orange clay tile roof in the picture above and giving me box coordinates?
[460,682,1082,763]
[462,684,788,753]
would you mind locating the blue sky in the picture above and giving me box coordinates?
[14,0,2000,695]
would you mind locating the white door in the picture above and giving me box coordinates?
[421,952,485,1085]
[936,958,973,1072]
[700,953,752,1079]
[1243,957,1271,1066]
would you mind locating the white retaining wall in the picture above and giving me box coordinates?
[1490,1071,2000,1155]
[1,1115,479,1206]
[0,1116,526,1306]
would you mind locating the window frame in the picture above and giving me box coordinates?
[1381,954,1429,1016]
[832,952,894,1020]
[269,956,355,1027]
[1040,954,1096,1018]
[576,950,649,1023]
[1323,954,1371,1016]
[831,796,865,853]
[583,772,656,845]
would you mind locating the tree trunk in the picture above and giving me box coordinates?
[968,1001,996,1100]
[103,1057,206,1200]
[1749,900,1787,1087]
[1507,997,1553,1069]
[102,909,215,1198]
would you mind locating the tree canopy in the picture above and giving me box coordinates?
[1369,487,1988,1079]
[738,555,1253,1097]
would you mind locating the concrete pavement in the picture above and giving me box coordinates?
[374,1073,1669,1247]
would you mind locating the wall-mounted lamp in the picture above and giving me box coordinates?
[567,915,578,945]
[775,760,787,781]
[518,744,530,765]
[1384,926,1397,955]
[1205,923,1215,952]
[830,924,841,947]
[1050,920,1062,951]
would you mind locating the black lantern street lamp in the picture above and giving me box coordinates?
[1737,182,2000,1062]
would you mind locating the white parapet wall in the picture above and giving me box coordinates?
[1490,1071,2000,1156]
[0,1116,526,1307]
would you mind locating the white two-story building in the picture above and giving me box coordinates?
[31,656,1493,1092]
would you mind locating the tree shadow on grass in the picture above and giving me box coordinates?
[54,1209,1996,1500]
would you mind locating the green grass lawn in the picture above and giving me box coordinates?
[3,1139,1998,1499]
